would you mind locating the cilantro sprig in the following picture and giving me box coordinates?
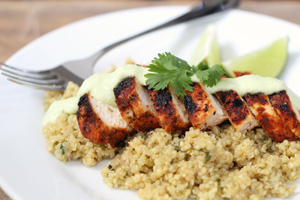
[145,52,226,98]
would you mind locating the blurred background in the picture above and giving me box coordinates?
[0,0,300,199]
[1,0,300,63]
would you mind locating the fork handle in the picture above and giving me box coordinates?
[100,0,239,53]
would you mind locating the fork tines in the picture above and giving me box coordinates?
[0,62,66,90]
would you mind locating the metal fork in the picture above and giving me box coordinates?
[0,0,239,90]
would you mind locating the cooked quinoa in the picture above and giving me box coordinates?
[43,82,300,199]
[101,127,300,200]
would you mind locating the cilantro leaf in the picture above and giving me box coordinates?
[145,53,194,98]
[195,60,209,71]
[145,52,226,98]
[196,65,225,87]
[169,70,193,98]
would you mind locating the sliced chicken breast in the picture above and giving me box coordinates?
[244,93,298,142]
[215,90,259,131]
[77,93,135,147]
[148,87,190,132]
[183,82,228,130]
[269,90,300,138]
[114,77,160,132]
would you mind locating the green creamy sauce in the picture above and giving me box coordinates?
[42,64,148,125]
[42,64,300,126]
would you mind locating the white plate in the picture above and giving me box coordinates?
[1,6,300,200]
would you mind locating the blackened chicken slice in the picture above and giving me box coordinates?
[183,82,228,130]
[114,77,160,132]
[245,93,298,142]
[215,90,259,131]
[148,87,190,132]
[77,93,135,147]
[269,90,300,138]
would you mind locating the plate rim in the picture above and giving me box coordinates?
[2,5,300,200]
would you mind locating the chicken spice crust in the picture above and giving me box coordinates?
[77,93,135,147]
[215,90,259,131]
[269,90,300,138]
[114,77,160,132]
[148,87,191,132]
[244,93,298,142]
[184,82,227,130]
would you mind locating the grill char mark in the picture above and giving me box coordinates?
[183,82,227,130]
[154,89,172,107]
[77,93,134,147]
[183,95,197,114]
[269,90,300,138]
[113,77,133,98]
[215,90,258,131]
[216,91,248,124]
[114,77,160,132]
[148,87,190,132]
[245,93,298,142]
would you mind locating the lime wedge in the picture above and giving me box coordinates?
[189,24,221,67]
[222,37,289,77]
